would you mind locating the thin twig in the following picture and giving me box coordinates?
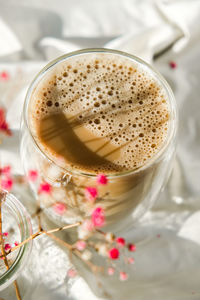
[0,222,81,258]
[46,232,101,273]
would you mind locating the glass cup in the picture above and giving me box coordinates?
[0,191,32,291]
[20,48,177,231]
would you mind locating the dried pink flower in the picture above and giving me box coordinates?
[76,240,86,251]
[96,174,108,185]
[14,241,19,246]
[67,268,77,278]
[4,243,11,251]
[53,202,67,215]
[108,267,115,275]
[3,232,8,237]
[82,219,94,232]
[85,187,98,202]
[116,237,125,247]
[128,243,136,252]
[91,207,105,227]
[78,220,94,239]
[1,177,13,191]
[0,71,10,81]
[127,257,135,264]
[0,165,11,176]
[38,182,51,194]
[108,248,120,260]
[119,271,128,281]
[169,61,177,69]
[0,108,12,136]
[28,170,38,182]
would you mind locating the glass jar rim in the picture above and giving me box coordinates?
[0,191,32,290]
[23,48,178,179]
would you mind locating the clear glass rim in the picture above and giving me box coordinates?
[23,48,178,179]
[0,191,32,289]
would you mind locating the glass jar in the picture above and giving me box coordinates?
[20,48,177,231]
[0,191,32,291]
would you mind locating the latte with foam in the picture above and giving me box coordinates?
[22,50,176,228]
[29,53,169,174]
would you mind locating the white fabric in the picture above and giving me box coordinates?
[1,0,200,299]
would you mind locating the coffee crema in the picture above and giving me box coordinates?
[29,53,170,174]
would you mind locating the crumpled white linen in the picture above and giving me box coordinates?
[1,0,200,299]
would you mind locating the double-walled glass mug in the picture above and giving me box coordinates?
[0,191,32,291]
[20,48,177,231]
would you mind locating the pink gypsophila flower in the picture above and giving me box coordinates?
[38,182,51,194]
[76,240,86,251]
[0,108,12,136]
[0,71,10,81]
[119,271,128,281]
[116,237,126,247]
[128,243,136,252]
[1,178,13,191]
[14,241,19,246]
[4,243,11,251]
[108,248,120,260]
[128,257,135,264]
[96,174,108,185]
[28,170,38,182]
[169,61,177,69]
[0,165,11,176]
[53,202,67,215]
[82,219,94,232]
[67,268,77,278]
[85,187,98,202]
[108,267,115,275]
[91,207,105,227]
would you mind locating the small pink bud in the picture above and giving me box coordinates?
[96,174,108,185]
[119,271,128,281]
[0,108,11,135]
[169,61,177,69]
[67,268,77,278]
[0,71,10,81]
[3,232,8,237]
[0,166,11,175]
[1,178,13,191]
[53,202,67,215]
[128,243,136,252]
[108,267,115,275]
[4,243,11,251]
[82,219,94,232]
[38,182,51,194]
[128,257,135,264]
[28,170,38,182]
[85,187,98,202]
[91,207,105,227]
[116,237,125,247]
[108,248,120,260]
[76,240,86,251]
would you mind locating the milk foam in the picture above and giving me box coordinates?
[29,53,170,173]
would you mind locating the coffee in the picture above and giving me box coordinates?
[29,53,169,174]
[23,50,175,228]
